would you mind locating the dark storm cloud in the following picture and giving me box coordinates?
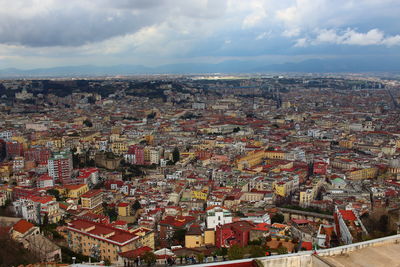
[0,0,167,47]
[0,0,227,47]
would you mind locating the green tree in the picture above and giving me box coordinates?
[46,189,60,201]
[236,211,245,217]
[248,245,266,258]
[171,228,186,245]
[42,213,49,226]
[276,245,288,254]
[142,251,157,266]
[147,112,156,119]
[271,213,285,223]
[248,239,262,246]
[0,227,39,266]
[132,200,141,211]
[228,244,245,260]
[104,206,118,222]
[83,119,93,127]
[215,247,228,256]
[88,159,95,167]
[172,147,180,163]
[197,253,205,263]
[378,215,389,233]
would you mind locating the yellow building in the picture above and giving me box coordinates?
[185,228,203,248]
[236,150,265,170]
[118,202,131,217]
[64,184,89,198]
[67,220,154,263]
[204,229,215,245]
[0,164,12,181]
[339,140,354,149]
[129,227,155,249]
[111,142,128,155]
[346,167,378,180]
[144,147,151,162]
[11,136,29,150]
[80,131,100,142]
[185,225,215,248]
[264,150,285,160]
[273,179,296,197]
[47,138,64,149]
[191,190,208,201]
[144,135,154,145]
[274,182,287,197]
[237,149,287,170]
[81,189,103,214]
[299,190,313,207]
[241,192,264,202]
[299,177,324,207]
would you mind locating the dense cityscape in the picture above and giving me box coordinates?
[0,75,399,266]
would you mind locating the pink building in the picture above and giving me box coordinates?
[127,145,145,165]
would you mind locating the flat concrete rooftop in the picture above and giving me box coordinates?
[320,241,400,267]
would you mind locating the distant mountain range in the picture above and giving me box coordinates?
[1,57,400,78]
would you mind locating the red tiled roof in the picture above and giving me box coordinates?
[38,174,53,181]
[159,215,195,228]
[67,219,140,246]
[339,210,356,221]
[252,223,270,231]
[64,184,86,190]
[119,246,152,259]
[27,195,54,204]
[302,241,313,251]
[13,219,35,234]
[81,189,102,198]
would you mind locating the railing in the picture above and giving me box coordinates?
[193,234,400,266]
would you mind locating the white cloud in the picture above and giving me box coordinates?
[275,0,400,39]
[255,31,272,40]
[383,35,400,46]
[294,38,308,47]
[296,28,400,47]
[241,0,268,28]
[1,0,400,68]
[282,28,301,37]
[341,29,384,45]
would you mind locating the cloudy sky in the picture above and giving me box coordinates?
[1,0,400,69]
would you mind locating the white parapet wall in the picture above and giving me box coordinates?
[196,234,400,267]
[315,234,400,257]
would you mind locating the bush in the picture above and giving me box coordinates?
[142,251,157,266]
[248,239,262,246]
[276,245,288,255]
[197,253,204,263]
[248,245,266,258]
[228,245,245,260]
[271,213,285,223]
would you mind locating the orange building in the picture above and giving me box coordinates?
[67,219,154,263]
